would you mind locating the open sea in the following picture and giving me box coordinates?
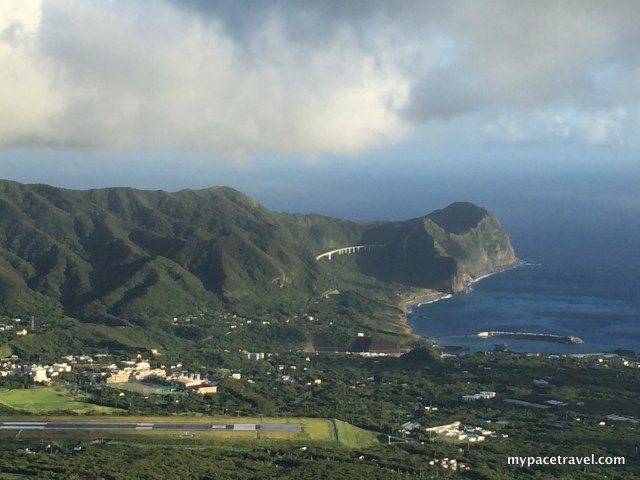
[409,205,640,355]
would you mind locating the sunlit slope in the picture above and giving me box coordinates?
[0,180,516,325]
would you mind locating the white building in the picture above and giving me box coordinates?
[31,367,48,383]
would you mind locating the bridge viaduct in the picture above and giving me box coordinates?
[315,244,385,261]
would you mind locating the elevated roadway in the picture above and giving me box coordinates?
[315,244,384,261]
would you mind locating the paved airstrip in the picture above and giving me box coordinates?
[0,421,301,432]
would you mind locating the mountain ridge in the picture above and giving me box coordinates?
[0,180,517,356]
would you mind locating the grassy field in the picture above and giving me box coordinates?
[0,400,373,446]
[107,381,176,395]
[0,387,121,414]
[333,419,381,448]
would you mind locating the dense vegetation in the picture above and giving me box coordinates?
[1,351,638,479]
[0,180,516,357]
[1,180,634,478]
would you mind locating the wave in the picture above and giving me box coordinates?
[417,293,452,307]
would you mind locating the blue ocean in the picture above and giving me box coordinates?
[410,196,640,354]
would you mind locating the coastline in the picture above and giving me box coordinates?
[469,260,524,286]
[404,261,615,355]
[401,288,449,315]
[395,288,447,341]
[398,261,523,340]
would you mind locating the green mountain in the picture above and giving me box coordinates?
[0,180,516,358]
[358,201,517,293]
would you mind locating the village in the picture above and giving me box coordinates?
[0,351,221,395]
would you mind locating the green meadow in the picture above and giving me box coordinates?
[334,419,381,447]
[0,387,120,414]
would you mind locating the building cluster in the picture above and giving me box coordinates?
[425,421,506,443]
[461,391,496,402]
[428,457,471,472]
[0,317,29,336]
[274,363,327,386]
[0,355,72,383]
[103,356,218,394]
[0,347,231,397]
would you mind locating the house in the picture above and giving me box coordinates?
[133,368,166,380]
[426,422,461,435]
[106,370,130,384]
[49,363,72,373]
[462,391,496,401]
[175,376,204,389]
[134,361,150,371]
[401,421,421,432]
[195,385,218,395]
[31,367,48,383]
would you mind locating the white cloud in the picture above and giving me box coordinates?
[0,0,61,145]
[0,0,408,156]
[1,0,639,158]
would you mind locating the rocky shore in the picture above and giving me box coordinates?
[401,288,448,315]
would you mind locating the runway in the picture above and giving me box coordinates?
[0,421,301,432]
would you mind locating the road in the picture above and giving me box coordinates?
[0,421,301,432]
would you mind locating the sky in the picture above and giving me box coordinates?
[1,0,640,253]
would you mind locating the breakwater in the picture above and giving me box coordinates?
[477,331,583,345]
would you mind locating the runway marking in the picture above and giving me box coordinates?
[2,422,47,425]
[233,424,257,431]
[0,421,302,432]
